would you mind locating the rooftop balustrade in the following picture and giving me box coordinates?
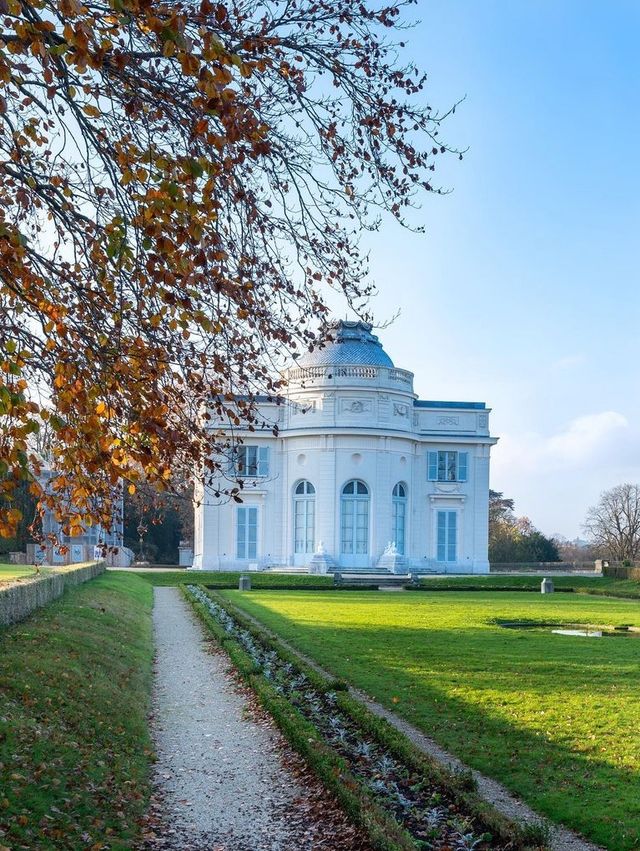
[287,364,415,391]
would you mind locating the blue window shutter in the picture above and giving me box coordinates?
[427,451,438,481]
[458,452,468,482]
[258,446,269,477]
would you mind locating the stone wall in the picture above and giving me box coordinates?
[602,564,640,581]
[490,561,596,573]
[0,561,105,628]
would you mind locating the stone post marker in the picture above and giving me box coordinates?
[541,577,554,594]
[239,575,251,591]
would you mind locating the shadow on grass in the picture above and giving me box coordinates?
[227,593,640,851]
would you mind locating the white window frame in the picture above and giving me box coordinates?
[233,445,269,478]
[340,480,370,556]
[236,505,259,560]
[428,450,468,483]
[436,510,457,563]
[392,483,407,555]
[293,481,316,555]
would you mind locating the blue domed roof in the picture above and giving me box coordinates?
[296,321,394,368]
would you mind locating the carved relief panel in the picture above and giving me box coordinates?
[290,399,317,417]
[339,398,373,414]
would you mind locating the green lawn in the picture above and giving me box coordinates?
[224,589,640,850]
[0,572,154,849]
[0,561,104,586]
[0,562,39,583]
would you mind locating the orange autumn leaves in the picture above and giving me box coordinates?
[1,0,456,541]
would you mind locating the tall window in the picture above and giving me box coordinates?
[392,483,407,555]
[428,451,468,482]
[293,481,315,555]
[436,510,457,562]
[236,506,258,559]
[234,445,269,478]
[341,480,369,555]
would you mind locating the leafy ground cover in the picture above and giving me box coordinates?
[126,568,334,589]
[225,589,640,850]
[0,572,154,849]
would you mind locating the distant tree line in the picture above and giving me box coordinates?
[489,490,560,564]
[583,483,640,564]
[490,483,640,566]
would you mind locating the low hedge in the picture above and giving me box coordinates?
[412,575,640,599]
[131,569,335,588]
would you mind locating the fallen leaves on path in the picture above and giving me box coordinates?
[139,664,372,851]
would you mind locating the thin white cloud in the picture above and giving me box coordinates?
[551,353,586,371]
[546,411,629,464]
[494,411,631,475]
[492,412,640,537]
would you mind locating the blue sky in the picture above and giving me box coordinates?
[349,1,640,537]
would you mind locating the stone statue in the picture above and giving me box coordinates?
[309,540,333,574]
[378,540,405,574]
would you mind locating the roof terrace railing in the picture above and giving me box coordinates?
[388,369,413,386]
[287,365,414,386]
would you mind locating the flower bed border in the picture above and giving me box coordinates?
[183,584,540,851]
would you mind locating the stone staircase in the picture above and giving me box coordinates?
[262,564,412,588]
[334,570,412,589]
[261,566,310,574]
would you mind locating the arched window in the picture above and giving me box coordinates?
[392,483,407,555]
[341,480,370,558]
[293,480,315,555]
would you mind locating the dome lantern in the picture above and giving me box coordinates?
[296,320,394,369]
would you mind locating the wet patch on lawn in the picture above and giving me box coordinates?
[494,620,640,638]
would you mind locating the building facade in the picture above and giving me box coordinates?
[25,469,132,566]
[193,321,497,574]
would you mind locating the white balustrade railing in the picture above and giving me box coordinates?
[287,365,413,386]
[388,369,413,386]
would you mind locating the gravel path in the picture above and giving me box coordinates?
[144,587,369,851]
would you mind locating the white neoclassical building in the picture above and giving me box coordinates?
[193,321,497,574]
